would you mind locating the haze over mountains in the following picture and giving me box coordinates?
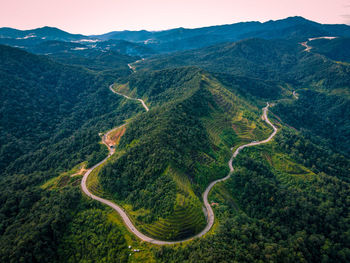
[1,16,350,262]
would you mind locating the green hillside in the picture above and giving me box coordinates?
[83,68,272,242]
[310,37,350,62]
[136,38,350,155]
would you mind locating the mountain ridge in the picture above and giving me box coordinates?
[2,16,350,56]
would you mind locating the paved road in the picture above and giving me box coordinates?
[201,103,278,236]
[81,87,277,245]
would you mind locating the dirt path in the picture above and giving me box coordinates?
[109,85,149,112]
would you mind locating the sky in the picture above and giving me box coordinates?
[1,0,350,35]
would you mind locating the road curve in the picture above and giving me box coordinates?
[292,91,298,99]
[81,88,277,245]
[201,103,278,236]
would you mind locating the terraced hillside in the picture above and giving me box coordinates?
[139,193,206,241]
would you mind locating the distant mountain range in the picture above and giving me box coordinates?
[1,16,350,56]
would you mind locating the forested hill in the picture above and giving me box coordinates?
[0,44,134,175]
[99,67,272,242]
[308,37,350,62]
[135,38,350,156]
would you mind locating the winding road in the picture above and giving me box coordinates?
[81,87,278,245]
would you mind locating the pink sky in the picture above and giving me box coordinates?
[1,0,350,34]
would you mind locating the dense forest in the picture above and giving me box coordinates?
[137,38,350,91]
[153,131,350,262]
[309,37,350,62]
[273,89,350,156]
[0,45,142,262]
[0,44,142,176]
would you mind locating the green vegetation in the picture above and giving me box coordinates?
[275,129,350,182]
[0,180,80,263]
[310,37,350,63]
[140,193,206,241]
[273,89,350,155]
[0,45,142,176]
[58,209,128,263]
[0,45,141,262]
[51,49,136,72]
[1,19,350,262]
[154,130,350,262]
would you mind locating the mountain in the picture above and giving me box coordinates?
[0,26,89,41]
[0,44,142,176]
[137,38,350,88]
[99,67,272,241]
[27,40,88,53]
[46,47,137,71]
[93,29,154,42]
[0,28,148,69]
[136,37,350,155]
